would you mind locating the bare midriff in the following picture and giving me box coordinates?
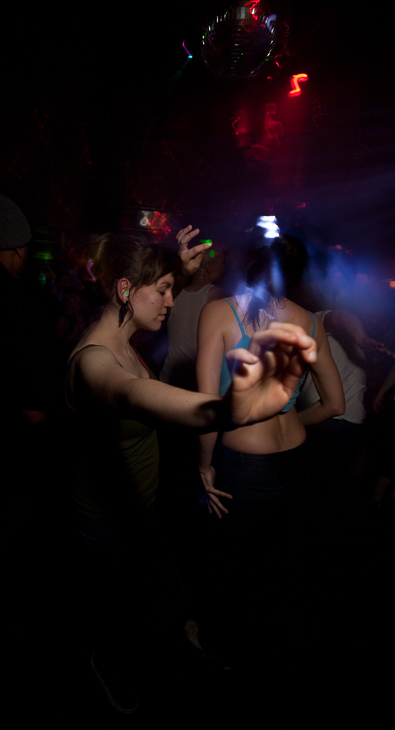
[221,406,306,454]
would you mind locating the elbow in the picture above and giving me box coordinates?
[321,394,345,420]
[331,398,346,418]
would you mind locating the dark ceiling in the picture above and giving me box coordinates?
[1,2,393,274]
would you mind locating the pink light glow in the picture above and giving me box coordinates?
[182,41,192,57]
[86,259,96,281]
[232,116,242,134]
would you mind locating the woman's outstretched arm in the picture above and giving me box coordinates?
[68,324,317,434]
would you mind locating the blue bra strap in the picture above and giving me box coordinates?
[224,301,316,340]
[224,298,246,338]
[310,312,316,338]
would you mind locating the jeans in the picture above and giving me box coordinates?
[214,441,310,529]
[198,442,312,661]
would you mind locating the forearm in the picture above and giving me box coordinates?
[117,379,228,432]
[198,432,218,470]
[297,399,343,426]
[326,310,383,352]
[299,318,345,426]
[376,364,395,400]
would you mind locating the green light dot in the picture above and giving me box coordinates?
[34,251,53,261]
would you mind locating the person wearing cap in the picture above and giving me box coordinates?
[0,194,32,276]
[1,194,63,714]
[0,195,57,521]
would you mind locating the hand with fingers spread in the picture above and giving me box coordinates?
[224,322,317,427]
[199,465,232,519]
[176,225,212,277]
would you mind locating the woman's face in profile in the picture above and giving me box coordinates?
[130,273,175,331]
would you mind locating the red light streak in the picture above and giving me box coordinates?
[288,73,309,97]
[232,116,242,134]
[147,211,171,233]
[245,1,260,16]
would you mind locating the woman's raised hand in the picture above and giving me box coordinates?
[176,225,211,277]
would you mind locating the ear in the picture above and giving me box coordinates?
[116,278,132,301]
[206,258,215,275]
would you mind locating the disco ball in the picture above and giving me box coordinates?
[200,1,289,80]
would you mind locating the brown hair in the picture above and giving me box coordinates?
[91,232,179,300]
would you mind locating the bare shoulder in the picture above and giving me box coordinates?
[69,344,125,384]
[275,299,317,337]
[200,297,232,321]
[70,343,115,366]
[198,298,235,351]
[67,343,139,413]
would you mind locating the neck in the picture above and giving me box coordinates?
[185,274,212,292]
[99,303,138,347]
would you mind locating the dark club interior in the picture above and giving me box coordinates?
[2,2,394,724]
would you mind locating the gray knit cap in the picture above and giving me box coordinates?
[0,195,32,250]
